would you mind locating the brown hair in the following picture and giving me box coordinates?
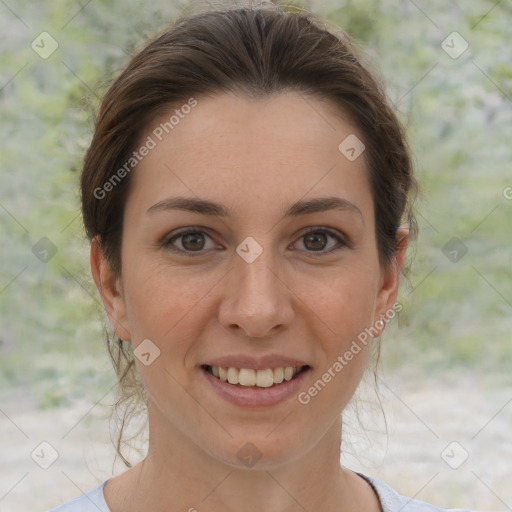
[81,3,418,465]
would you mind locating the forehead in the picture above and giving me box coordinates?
[128,91,373,221]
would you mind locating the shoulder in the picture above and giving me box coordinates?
[46,482,110,512]
[46,475,472,512]
[360,474,472,512]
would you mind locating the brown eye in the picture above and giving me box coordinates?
[162,229,217,256]
[294,228,347,254]
[304,231,328,251]
[180,232,206,251]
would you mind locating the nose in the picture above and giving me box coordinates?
[218,246,294,339]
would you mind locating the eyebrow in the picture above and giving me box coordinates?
[146,195,364,224]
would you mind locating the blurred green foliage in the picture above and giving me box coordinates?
[1,0,511,408]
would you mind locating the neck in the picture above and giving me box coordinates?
[106,406,379,512]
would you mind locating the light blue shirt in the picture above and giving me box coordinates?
[47,474,471,512]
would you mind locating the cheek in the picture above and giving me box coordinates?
[297,264,379,339]
[297,280,375,420]
[296,266,378,393]
[122,259,211,338]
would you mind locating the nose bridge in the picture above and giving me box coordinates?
[218,236,292,337]
[234,240,282,307]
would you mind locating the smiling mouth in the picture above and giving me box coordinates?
[202,365,310,389]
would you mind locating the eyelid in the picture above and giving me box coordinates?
[292,226,350,254]
[160,227,219,257]
[161,226,350,256]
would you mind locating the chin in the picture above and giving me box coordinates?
[208,430,306,471]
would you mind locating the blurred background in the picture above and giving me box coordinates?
[0,0,510,510]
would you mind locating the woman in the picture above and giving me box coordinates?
[50,3,470,511]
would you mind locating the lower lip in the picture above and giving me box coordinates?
[200,366,311,408]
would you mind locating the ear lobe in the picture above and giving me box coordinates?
[373,226,409,335]
[90,236,131,341]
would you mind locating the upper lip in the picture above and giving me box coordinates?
[202,354,310,371]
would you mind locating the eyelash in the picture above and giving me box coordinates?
[161,227,349,257]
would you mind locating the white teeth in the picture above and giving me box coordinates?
[256,368,274,388]
[227,367,239,385]
[208,365,303,388]
[284,367,294,381]
[238,368,256,386]
[273,367,284,383]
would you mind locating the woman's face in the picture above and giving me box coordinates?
[94,91,403,468]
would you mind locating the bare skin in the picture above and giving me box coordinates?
[91,91,408,512]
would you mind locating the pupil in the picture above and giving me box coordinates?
[305,232,326,251]
[183,232,204,251]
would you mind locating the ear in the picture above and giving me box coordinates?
[90,236,131,341]
[372,226,409,335]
